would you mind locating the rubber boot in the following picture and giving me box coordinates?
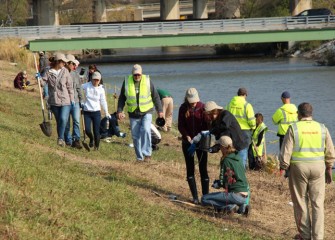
[201,178,209,195]
[187,176,199,204]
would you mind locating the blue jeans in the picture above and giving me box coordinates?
[64,103,81,144]
[43,84,49,98]
[201,192,247,210]
[84,111,101,148]
[238,130,252,169]
[50,105,72,141]
[130,113,152,160]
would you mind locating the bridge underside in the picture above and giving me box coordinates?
[29,28,335,51]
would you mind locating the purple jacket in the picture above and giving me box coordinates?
[178,101,208,142]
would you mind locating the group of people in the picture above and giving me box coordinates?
[177,86,334,240]
[35,54,334,239]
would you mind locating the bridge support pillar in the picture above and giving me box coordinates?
[193,0,208,19]
[93,0,107,22]
[160,0,180,20]
[33,0,59,26]
[290,0,312,16]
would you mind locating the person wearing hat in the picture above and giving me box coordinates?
[279,102,335,240]
[272,91,298,151]
[87,64,103,85]
[226,87,256,169]
[38,51,50,103]
[157,88,173,132]
[82,71,111,150]
[64,54,83,149]
[13,70,30,90]
[178,88,209,204]
[117,64,163,161]
[201,136,250,216]
[201,101,247,154]
[42,52,74,147]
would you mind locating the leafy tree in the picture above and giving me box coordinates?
[0,0,29,26]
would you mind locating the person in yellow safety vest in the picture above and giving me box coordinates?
[272,91,298,151]
[116,64,163,162]
[279,102,335,240]
[248,113,268,170]
[226,87,256,169]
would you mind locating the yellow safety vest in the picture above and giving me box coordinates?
[252,122,268,157]
[226,96,256,130]
[272,104,298,135]
[125,75,153,113]
[291,120,326,164]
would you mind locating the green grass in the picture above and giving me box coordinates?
[0,88,261,240]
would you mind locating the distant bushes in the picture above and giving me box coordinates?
[0,38,33,67]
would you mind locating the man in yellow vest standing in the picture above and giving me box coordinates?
[226,87,256,169]
[272,91,298,151]
[280,102,335,240]
[117,64,163,162]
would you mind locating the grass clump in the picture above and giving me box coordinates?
[0,38,33,67]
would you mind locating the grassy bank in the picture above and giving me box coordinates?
[0,61,260,239]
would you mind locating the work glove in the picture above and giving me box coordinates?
[106,113,111,120]
[212,179,221,189]
[35,72,41,79]
[79,102,84,109]
[187,143,196,157]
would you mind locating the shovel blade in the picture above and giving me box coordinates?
[82,141,90,152]
[40,121,52,137]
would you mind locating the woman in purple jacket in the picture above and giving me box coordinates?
[178,88,209,204]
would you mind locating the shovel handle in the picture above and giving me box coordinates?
[33,54,46,115]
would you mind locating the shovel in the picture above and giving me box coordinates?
[33,54,52,137]
[81,109,90,152]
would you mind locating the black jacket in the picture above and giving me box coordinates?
[210,110,248,151]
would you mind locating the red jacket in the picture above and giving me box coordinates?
[178,101,208,142]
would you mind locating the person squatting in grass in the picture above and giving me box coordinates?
[201,135,250,216]
[41,53,74,147]
[13,70,30,90]
[116,64,163,162]
[82,71,111,150]
[178,88,209,204]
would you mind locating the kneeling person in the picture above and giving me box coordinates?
[201,136,250,216]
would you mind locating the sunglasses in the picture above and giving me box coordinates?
[133,74,141,77]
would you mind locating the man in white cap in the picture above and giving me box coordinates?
[64,54,83,149]
[117,64,163,162]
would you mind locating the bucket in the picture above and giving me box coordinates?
[198,133,211,151]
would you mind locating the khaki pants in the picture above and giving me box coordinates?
[289,162,325,240]
[161,97,173,131]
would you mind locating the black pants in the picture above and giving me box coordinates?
[182,141,209,180]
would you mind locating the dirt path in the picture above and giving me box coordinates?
[30,141,335,240]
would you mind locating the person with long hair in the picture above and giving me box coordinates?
[178,88,209,204]
[42,53,74,147]
[82,72,110,150]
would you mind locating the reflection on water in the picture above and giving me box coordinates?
[84,57,335,154]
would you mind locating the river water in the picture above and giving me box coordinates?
[83,57,335,155]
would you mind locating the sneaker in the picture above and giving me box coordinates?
[119,132,126,138]
[89,140,94,148]
[144,156,151,162]
[57,139,65,147]
[72,140,83,149]
[65,142,72,146]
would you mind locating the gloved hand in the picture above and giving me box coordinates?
[212,179,221,189]
[79,102,84,109]
[71,101,75,107]
[208,144,220,153]
[106,113,111,120]
[35,72,41,79]
[187,143,196,156]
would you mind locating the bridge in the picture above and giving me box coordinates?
[2,16,332,51]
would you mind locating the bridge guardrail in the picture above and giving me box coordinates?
[1,16,335,40]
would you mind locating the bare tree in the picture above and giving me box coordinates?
[0,0,29,26]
